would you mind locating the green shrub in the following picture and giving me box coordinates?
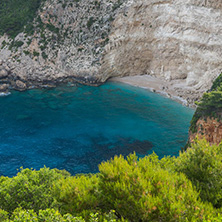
[196,90,222,114]
[0,209,8,221]
[211,73,222,91]
[0,167,70,214]
[189,90,222,133]
[175,139,222,208]
[46,23,60,34]
[87,17,95,29]
[1,145,222,221]
[0,0,44,38]
[6,208,86,222]
[53,174,99,217]
[23,50,30,55]
[33,50,40,57]
[189,73,222,134]
[41,51,48,59]
[3,208,122,222]
[98,153,209,221]
[203,213,222,222]
[13,41,24,48]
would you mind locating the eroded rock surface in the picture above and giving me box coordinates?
[189,117,222,145]
[0,0,131,89]
[1,0,222,105]
[101,0,222,91]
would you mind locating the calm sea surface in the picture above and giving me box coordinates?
[0,82,194,176]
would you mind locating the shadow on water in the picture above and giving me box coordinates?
[0,82,194,176]
[49,136,153,174]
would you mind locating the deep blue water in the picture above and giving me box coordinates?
[0,82,194,177]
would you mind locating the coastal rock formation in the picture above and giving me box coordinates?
[189,117,222,145]
[1,0,222,104]
[0,83,9,92]
[0,68,8,79]
[15,80,27,91]
[0,0,132,89]
[101,0,222,91]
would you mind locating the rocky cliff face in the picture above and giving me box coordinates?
[101,0,222,90]
[189,117,222,145]
[0,0,131,91]
[1,0,222,98]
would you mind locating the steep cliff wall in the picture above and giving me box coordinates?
[1,0,222,97]
[0,0,131,91]
[101,0,222,90]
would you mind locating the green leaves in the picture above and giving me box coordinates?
[189,72,222,133]
[0,0,44,38]
[6,208,86,222]
[98,154,207,222]
[0,167,69,213]
[197,91,222,112]
[211,73,222,91]
[52,174,99,217]
[1,144,222,221]
[175,139,222,208]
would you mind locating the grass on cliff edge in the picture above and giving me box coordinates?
[0,0,44,38]
[1,139,222,221]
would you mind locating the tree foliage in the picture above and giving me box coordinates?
[175,139,222,208]
[0,167,70,213]
[1,140,222,221]
[0,0,43,38]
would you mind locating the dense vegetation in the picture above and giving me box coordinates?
[190,73,222,133]
[0,0,43,38]
[1,139,222,221]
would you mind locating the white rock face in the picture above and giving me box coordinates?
[101,0,222,90]
[0,0,222,97]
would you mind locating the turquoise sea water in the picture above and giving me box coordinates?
[0,82,194,177]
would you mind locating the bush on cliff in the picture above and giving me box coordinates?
[0,167,70,213]
[0,0,44,38]
[211,73,222,91]
[175,139,222,208]
[1,141,222,221]
[53,174,100,218]
[98,153,210,222]
[189,73,222,133]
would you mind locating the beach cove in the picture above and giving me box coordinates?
[0,82,194,177]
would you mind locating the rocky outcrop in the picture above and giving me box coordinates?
[0,68,8,79]
[189,117,222,145]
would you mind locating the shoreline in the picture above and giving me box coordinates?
[0,73,203,109]
[109,75,203,108]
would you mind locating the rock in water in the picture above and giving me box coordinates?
[15,80,27,91]
[0,83,9,92]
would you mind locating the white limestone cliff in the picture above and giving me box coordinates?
[1,0,222,104]
[101,0,222,92]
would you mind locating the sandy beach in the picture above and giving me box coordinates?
[109,75,204,108]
